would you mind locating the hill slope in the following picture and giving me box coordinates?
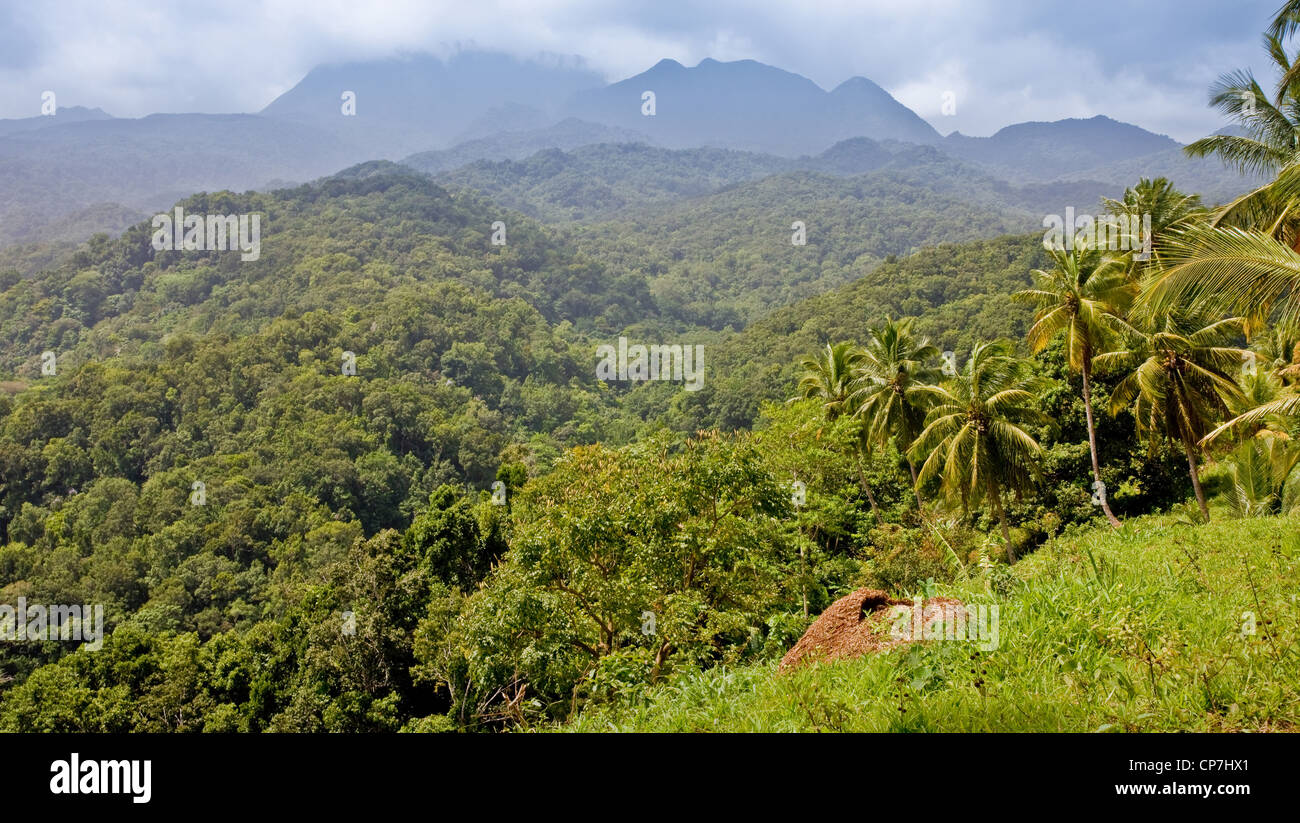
[567,513,1300,732]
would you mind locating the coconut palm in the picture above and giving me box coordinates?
[850,317,940,501]
[1145,224,1300,339]
[1202,366,1300,516]
[792,341,882,517]
[1101,178,1206,276]
[1269,2,1300,85]
[1250,323,1300,381]
[1094,309,1248,522]
[793,341,865,421]
[1015,243,1131,528]
[909,341,1047,561]
[1202,366,1300,448]
[1182,33,1300,249]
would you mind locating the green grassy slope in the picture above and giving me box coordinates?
[566,514,1300,732]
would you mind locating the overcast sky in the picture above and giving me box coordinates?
[0,0,1284,141]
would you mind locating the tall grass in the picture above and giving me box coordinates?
[564,514,1300,732]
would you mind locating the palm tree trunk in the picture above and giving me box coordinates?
[855,451,883,521]
[988,479,1016,563]
[1081,363,1122,529]
[1185,443,1210,522]
[799,540,808,617]
[907,458,924,510]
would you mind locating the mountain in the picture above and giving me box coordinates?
[939,114,1262,205]
[260,51,605,159]
[423,137,1122,227]
[942,115,1180,180]
[564,58,941,155]
[0,106,114,137]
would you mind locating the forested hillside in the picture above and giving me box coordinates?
[0,165,1210,731]
[3,3,1298,739]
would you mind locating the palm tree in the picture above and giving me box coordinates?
[909,341,1046,562]
[1015,243,1131,528]
[1142,30,1300,370]
[1101,178,1205,276]
[1201,367,1300,448]
[1250,324,1300,381]
[1222,433,1300,517]
[1094,309,1248,522]
[850,317,940,504]
[793,341,865,421]
[1204,368,1300,517]
[1146,225,1300,339]
[792,341,882,518]
[1182,33,1300,249]
[1268,2,1300,90]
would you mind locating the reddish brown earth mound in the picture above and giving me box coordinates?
[779,588,966,671]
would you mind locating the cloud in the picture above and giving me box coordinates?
[0,0,1279,141]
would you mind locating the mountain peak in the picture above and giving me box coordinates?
[565,58,939,153]
[941,114,1183,180]
[649,58,685,71]
[832,76,886,93]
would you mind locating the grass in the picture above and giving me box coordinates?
[564,513,1300,732]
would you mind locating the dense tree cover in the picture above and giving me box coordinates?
[431,141,1179,332]
[572,170,1031,330]
[432,144,795,221]
[0,161,656,373]
[0,397,894,730]
[652,233,1050,432]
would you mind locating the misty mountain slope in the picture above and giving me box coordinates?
[1055,145,1267,205]
[424,137,1125,228]
[0,51,1259,255]
[0,113,356,247]
[942,115,1180,179]
[261,51,605,158]
[0,162,673,378]
[453,102,557,142]
[0,106,114,138]
[429,143,797,220]
[564,57,940,154]
[937,114,1260,203]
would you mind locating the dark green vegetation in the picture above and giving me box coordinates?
[3,8,1300,734]
[0,164,1236,731]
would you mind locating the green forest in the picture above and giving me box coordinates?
[2,6,1300,736]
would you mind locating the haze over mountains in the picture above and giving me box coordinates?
[563,57,941,152]
[0,50,1260,249]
